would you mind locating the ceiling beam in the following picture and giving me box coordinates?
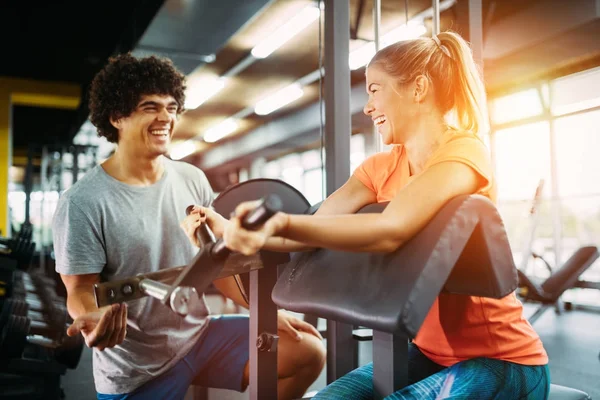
[483,0,600,60]
[134,0,275,74]
[351,0,366,40]
[485,18,600,94]
[200,83,368,170]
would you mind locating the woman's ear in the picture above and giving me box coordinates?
[413,75,430,103]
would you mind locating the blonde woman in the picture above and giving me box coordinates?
[187,31,550,400]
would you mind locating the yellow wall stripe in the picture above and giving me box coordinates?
[11,93,80,110]
[0,77,81,102]
[0,90,11,237]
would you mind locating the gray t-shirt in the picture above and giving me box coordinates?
[52,156,214,394]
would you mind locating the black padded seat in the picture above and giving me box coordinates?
[273,194,518,336]
[517,246,599,324]
[549,384,591,400]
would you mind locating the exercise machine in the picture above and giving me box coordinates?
[517,180,600,324]
[272,194,591,400]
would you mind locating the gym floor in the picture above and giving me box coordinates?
[61,303,600,399]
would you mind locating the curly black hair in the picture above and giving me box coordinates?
[88,53,187,143]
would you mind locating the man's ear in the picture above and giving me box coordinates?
[109,116,121,130]
[413,75,430,103]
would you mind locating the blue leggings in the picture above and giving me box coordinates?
[314,343,550,400]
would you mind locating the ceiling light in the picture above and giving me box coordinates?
[349,42,377,70]
[251,5,320,59]
[349,21,427,70]
[254,84,304,116]
[169,140,197,160]
[184,77,227,110]
[380,20,427,46]
[203,118,239,143]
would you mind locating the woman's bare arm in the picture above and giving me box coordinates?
[225,161,485,255]
[262,175,377,252]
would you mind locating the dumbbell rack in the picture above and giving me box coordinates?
[1,258,84,400]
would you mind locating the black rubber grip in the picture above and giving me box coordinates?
[211,194,282,259]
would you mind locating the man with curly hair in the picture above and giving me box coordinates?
[52,53,325,400]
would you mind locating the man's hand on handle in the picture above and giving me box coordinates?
[180,206,229,247]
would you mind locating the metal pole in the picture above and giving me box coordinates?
[468,0,483,68]
[248,253,281,399]
[324,0,351,195]
[432,0,441,35]
[324,0,355,382]
[374,0,381,52]
[373,0,383,153]
[72,146,80,185]
[24,145,34,225]
[139,279,170,301]
[39,145,48,274]
[373,331,408,399]
[548,84,563,268]
[58,147,64,193]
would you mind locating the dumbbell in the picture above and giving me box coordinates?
[8,298,81,369]
[0,265,80,367]
[13,271,59,299]
[4,279,71,349]
[0,235,35,270]
[0,298,83,369]
[4,297,68,342]
[0,223,32,249]
[18,270,58,291]
[2,267,65,329]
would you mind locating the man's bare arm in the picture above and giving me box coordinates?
[61,273,127,350]
[61,273,101,318]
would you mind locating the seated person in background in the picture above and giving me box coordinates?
[53,53,325,400]
[184,31,550,400]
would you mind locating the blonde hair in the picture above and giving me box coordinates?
[368,30,488,135]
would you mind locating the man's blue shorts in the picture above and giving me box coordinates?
[97,314,250,400]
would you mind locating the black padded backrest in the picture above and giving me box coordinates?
[517,269,548,302]
[272,194,518,337]
[441,196,518,297]
[541,246,599,296]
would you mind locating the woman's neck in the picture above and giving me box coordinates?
[102,147,165,186]
[403,118,448,175]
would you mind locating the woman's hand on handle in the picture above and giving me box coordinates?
[223,200,289,255]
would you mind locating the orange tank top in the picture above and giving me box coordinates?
[353,130,548,367]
